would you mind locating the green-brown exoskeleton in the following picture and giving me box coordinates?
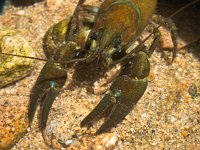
[28,0,178,135]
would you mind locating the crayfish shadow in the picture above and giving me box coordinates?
[67,60,115,94]
[10,0,43,7]
[0,74,31,89]
[184,38,200,60]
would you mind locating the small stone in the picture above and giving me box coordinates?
[105,134,118,148]
[188,80,200,99]
[141,113,148,118]
[17,10,25,15]
[65,139,73,146]
[170,116,176,123]
[68,133,118,149]
[181,131,189,137]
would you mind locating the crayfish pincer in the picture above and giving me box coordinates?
[28,0,178,136]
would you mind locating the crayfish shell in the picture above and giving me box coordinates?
[0,29,36,88]
[43,19,70,59]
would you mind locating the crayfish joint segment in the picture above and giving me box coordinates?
[81,52,150,134]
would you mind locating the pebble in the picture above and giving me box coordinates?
[68,133,118,149]
[0,98,29,149]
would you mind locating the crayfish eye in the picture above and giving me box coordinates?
[90,31,99,40]
[114,35,121,48]
[90,28,103,40]
[111,46,125,61]
[111,36,124,61]
[74,50,86,58]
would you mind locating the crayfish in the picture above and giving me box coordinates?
[28,0,179,135]
[7,0,200,147]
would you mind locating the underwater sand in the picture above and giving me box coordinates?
[0,0,199,149]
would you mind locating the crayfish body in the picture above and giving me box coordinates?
[28,0,177,136]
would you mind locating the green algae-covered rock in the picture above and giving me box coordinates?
[0,29,35,88]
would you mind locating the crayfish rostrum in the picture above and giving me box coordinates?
[28,0,178,136]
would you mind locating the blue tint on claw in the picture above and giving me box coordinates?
[50,81,57,87]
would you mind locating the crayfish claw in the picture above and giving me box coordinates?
[81,75,148,134]
[95,99,131,135]
[81,52,150,134]
[81,93,115,127]
[28,59,67,129]
[28,77,47,123]
[97,76,148,134]
[40,88,59,130]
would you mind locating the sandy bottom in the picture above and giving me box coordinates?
[0,0,199,149]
